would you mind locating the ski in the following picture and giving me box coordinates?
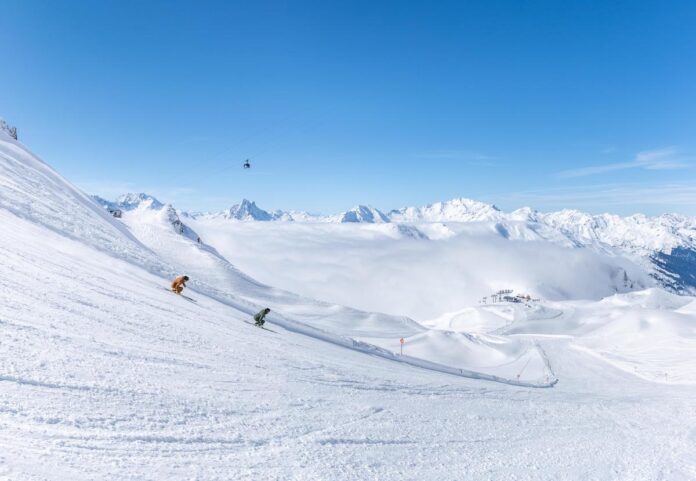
[162,287,197,303]
[243,321,277,333]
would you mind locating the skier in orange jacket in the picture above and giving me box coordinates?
[171,275,189,294]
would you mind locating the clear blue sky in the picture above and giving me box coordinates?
[1,0,695,215]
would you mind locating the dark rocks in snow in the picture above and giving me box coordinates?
[0,119,17,140]
[651,247,696,294]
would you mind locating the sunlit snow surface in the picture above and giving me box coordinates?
[1,128,696,479]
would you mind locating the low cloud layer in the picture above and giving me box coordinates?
[190,220,649,321]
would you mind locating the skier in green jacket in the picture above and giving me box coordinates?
[254,308,271,327]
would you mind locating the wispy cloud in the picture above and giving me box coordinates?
[556,147,689,179]
[495,182,696,215]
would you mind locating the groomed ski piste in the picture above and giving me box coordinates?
[1,126,696,480]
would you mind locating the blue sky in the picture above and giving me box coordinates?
[1,0,695,215]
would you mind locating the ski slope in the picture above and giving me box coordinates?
[0,125,555,386]
[2,127,696,479]
[117,201,554,386]
[3,208,696,480]
[424,289,696,385]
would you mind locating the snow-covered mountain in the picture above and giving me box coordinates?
[388,198,696,255]
[223,199,273,221]
[516,209,696,256]
[192,199,287,221]
[508,208,696,293]
[333,205,390,223]
[389,197,504,223]
[93,192,164,212]
[187,202,393,224]
[177,193,695,257]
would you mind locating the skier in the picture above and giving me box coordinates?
[243,159,251,169]
[254,307,271,327]
[171,275,189,294]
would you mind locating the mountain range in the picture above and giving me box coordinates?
[94,193,696,295]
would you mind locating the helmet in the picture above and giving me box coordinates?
[183,275,190,281]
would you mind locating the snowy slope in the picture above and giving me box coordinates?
[3,126,696,479]
[118,199,551,385]
[424,288,696,385]
[4,205,696,480]
[7,136,550,386]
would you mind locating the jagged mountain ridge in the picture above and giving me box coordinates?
[94,194,696,247]
[93,193,164,212]
[332,205,390,223]
[186,200,391,224]
[389,198,504,223]
[192,199,287,221]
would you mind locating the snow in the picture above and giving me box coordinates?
[423,305,525,333]
[2,126,696,479]
[387,198,696,263]
[116,200,552,385]
[192,199,276,221]
[389,197,504,223]
[114,192,165,211]
[430,289,696,385]
[333,205,390,223]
